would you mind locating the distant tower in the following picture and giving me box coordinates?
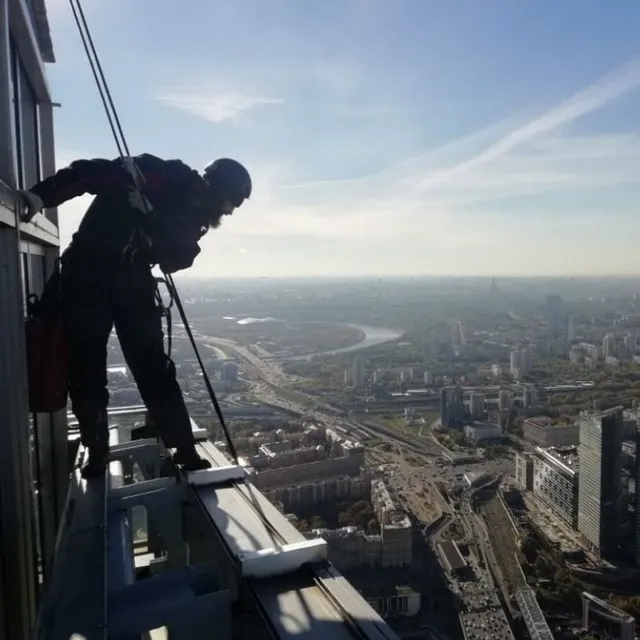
[469,393,485,420]
[441,386,464,427]
[546,294,572,349]
[352,356,365,388]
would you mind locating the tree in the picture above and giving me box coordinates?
[310,515,326,530]
[534,554,553,578]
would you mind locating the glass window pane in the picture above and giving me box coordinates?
[19,63,40,187]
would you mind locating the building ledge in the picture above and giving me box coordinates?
[37,408,400,640]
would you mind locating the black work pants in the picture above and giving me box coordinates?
[61,250,196,451]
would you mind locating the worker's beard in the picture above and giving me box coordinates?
[209,211,224,229]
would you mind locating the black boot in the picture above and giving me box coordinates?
[174,448,212,472]
[79,410,110,479]
[81,442,109,479]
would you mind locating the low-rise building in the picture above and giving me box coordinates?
[366,586,421,619]
[464,422,502,442]
[265,475,371,511]
[582,591,636,640]
[524,417,579,447]
[252,425,365,489]
[438,540,468,576]
[464,471,490,487]
[308,479,412,571]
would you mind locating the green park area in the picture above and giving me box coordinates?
[372,412,438,437]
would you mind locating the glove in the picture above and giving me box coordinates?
[18,190,44,223]
[159,244,201,274]
[128,188,154,215]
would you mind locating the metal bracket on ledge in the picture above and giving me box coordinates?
[188,464,246,487]
[239,539,328,579]
[109,438,160,457]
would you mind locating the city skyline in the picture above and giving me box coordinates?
[45,0,640,277]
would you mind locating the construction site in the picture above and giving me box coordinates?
[366,446,445,525]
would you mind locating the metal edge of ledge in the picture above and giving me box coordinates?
[312,563,398,639]
[34,459,109,640]
[247,565,400,640]
[191,441,329,575]
[195,440,309,546]
[191,441,400,640]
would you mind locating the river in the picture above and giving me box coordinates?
[287,323,404,361]
[223,316,403,360]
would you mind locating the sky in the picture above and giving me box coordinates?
[44,0,640,277]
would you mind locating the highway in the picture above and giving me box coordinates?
[451,486,515,640]
[198,333,449,455]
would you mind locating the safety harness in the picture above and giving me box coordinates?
[67,0,239,462]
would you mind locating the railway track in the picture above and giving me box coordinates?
[480,496,526,595]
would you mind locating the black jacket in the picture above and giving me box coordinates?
[30,154,210,273]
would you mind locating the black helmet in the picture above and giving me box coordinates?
[203,158,252,207]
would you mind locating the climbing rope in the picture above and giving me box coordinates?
[67,0,239,462]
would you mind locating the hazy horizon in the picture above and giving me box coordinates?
[176,273,640,281]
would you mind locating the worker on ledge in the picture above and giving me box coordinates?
[19,154,252,478]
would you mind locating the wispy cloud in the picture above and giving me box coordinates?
[404,55,640,196]
[156,91,283,124]
[245,54,640,242]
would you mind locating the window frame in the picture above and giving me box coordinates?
[18,57,41,185]
[10,38,42,190]
[9,36,24,189]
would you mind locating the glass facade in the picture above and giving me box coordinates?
[0,1,65,638]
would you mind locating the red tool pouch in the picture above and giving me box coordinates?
[25,261,69,413]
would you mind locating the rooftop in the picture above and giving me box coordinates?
[582,591,635,623]
[535,446,579,476]
[524,417,556,429]
[438,540,467,572]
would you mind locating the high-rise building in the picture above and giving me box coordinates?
[0,2,68,636]
[220,361,239,382]
[440,386,464,428]
[635,417,640,568]
[522,384,539,408]
[498,390,513,412]
[578,407,624,557]
[469,393,485,420]
[546,294,573,347]
[532,447,579,529]
[510,347,532,380]
[566,315,575,342]
[509,349,520,374]
[451,321,464,347]
[352,356,365,388]
[602,333,614,359]
[515,452,534,490]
